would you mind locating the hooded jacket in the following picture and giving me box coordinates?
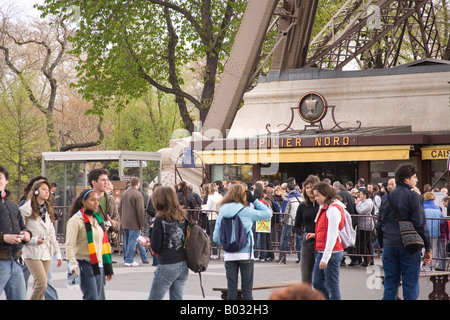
[355,198,374,231]
[213,199,272,261]
[423,200,444,238]
[281,190,302,225]
[19,199,61,261]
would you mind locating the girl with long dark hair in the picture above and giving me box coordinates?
[149,186,189,300]
[20,179,62,300]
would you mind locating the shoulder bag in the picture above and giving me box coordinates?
[386,192,424,254]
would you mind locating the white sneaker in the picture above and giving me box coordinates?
[124,261,139,267]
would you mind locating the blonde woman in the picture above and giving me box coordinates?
[20,179,62,300]
[213,184,272,300]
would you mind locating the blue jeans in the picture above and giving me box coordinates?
[255,233,267,260]
[279,224,291,261]
[149,261,189,300]
[278,225,302,261]
[78,259,105,300]
[123,229,149,263]
[312,251,344,300]
[224,259,254,300]
[382,247,421,300]
[0,260,27,300]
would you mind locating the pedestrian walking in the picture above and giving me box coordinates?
[311,181,345,300]
[20,179,62,300]
[65,189,114,300]
[119,177,149,266]
[375,163,432,300]
[87,168,120,248]
[0,165,31,300]
[148,187,189,300]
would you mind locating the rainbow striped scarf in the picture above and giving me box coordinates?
[81,208,113,276]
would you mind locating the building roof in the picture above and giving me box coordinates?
[41,150,161,162]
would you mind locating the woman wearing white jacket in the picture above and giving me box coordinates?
[20,179,62,300]
[355,189,374,267]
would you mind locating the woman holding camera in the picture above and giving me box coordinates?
[20,179,62,300]
[213,184,272,300]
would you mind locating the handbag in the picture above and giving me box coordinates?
[386,192,424,254]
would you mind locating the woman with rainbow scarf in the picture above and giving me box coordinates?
[66,189,114,300]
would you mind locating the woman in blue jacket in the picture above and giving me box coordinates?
[423,192,444,270]
[213,184,272,300]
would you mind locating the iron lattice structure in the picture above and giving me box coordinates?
[304,0,445,70]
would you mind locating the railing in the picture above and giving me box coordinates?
[54,206,450,270]
[54,206,70,243]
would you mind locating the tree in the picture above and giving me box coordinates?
[38,0,247,133]
[103,88,182,152]
[0,76,46,199]
[0,8,104,151]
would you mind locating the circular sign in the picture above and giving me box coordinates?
[297,92,327,123]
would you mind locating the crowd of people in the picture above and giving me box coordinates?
[1,161,449,300]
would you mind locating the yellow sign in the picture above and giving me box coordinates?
[256,219,271,233]
[422,145,450,160]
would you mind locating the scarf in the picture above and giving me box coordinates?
[39,203,47,222]
[80,207,113,276]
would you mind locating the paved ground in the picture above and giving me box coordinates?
[2,250,437,301]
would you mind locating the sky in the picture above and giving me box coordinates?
[0,0,44,19]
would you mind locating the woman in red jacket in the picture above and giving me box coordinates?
[311,181,345,300]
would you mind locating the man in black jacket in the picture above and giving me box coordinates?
[0,164,31,300]
[376,163,432,300]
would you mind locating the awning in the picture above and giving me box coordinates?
[198,145,411,164]
[421,145,450,160]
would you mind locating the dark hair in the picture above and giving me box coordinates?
[302,175,320,205]
[395,163,417,186]
[312,181,339,205]
[359,189,372,199]
[69,189,96,217]
[178,180,188,196]
[253,188,264,200]
[28,180,55,222]
[87,168,109,188]
[152,187,186,222]
[22,175,48,199]
[286,182,296,191]
[0,164,9,180]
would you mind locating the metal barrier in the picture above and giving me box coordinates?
[54,206,70,243]
[424,216,450,271]
[54,206,450,271]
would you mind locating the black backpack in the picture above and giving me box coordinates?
[184,220,211,298]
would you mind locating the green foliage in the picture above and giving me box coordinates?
[38,0,247,125]
[103,88,182,152]
[0,76,48,200]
